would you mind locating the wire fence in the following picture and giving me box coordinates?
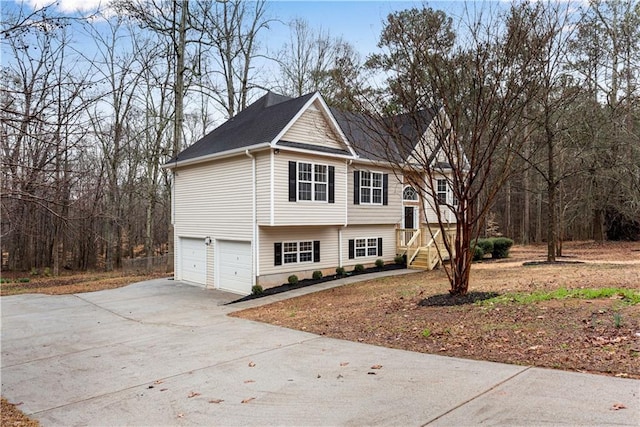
[122,254,172,275]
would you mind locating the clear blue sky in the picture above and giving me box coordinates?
[5,0,479,60]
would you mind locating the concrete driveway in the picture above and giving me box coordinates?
[1,277,639,426]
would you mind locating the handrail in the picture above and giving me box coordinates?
[405,229,422,266]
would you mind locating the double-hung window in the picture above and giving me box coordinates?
[294,162,329,202]
[283,241,313,264]
[274,240,320,265]
[360,171,383,205]
[437,179,447,204]
[348,237,383,259]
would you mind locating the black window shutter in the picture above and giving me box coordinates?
[313,240,320,262]
[353,171,360,205]
[377,238,383,256]
[288,161,297,202]
[382,174,389,205]
[328,166,335,204]
[274,242,282,266]
[348,239,355,259]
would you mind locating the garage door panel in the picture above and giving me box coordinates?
[180,238,206,286]
[218,240,252,295]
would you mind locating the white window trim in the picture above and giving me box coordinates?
[436,179,447,204]
[403,186,418,201]
[297,161,328,203]
[283,240,314,264]
[354,237,380,258]
[359,170,383,205]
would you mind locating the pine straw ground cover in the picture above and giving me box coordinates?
[232,241,640,379]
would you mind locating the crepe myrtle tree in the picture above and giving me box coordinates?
[340,5,551,296]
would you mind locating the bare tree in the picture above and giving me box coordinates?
[341,5,550,296]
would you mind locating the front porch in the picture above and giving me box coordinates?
[396,227,457,270]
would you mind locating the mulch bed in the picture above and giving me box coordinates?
[228,263,406,304]
[418,291,500,307]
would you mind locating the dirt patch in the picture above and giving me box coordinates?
[0,271,169,296]
[232,241,640,379]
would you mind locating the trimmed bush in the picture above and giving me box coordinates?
[287,275,299,285]
[375,259,384,268]
[251,284,263,295]
[353,264,365,273]
[491,237,514,259]
[477,238,494,256]
[335,266,346,276]
[312,270,323,280]
[472,246,484,261]
[393,255,405,265]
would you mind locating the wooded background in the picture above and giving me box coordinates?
[2,0,638,274]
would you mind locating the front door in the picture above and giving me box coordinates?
[404,206,415,229]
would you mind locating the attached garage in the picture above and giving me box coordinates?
[179,237,207,286]
[217,240,252,295]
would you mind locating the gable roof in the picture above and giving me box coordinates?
[167,92,315,164]
[166,91,441,167]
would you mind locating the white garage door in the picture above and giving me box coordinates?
[180,237,206,286]
[218,240,252,295]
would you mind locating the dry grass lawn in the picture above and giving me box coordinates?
[232,241,640,379]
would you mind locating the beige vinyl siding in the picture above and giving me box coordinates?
[258,226,340,276]
[342,224,398,266]
[255,151,271,224]
[280,101,347,151]
[348,163,403,225]
[273,151,347,226]
[423,173,457,224]
[173,156,254,287]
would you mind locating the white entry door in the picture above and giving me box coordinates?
[180,237,206,286]
[218,240,252,295]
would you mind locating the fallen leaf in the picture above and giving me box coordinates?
[177,413,184,418]
[244,379,255,383]
[317,374,321,378]
[340,362,349,367]
[187,391,200,398]
[337,374,344,379]
[248,361,256,367]
[209,399,224,404]
[370,364,383,369]
[611,403,626,410]
[241,397,255,404]
[147,385,154,389]
[367,371,376,375]
[154,380,164,385]
[160,388,168,392]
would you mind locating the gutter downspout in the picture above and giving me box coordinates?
[245,150,258,284]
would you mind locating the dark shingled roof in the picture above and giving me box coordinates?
[167,91,439,165]
[167,92,315,164]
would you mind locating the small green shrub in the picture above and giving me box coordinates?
[375,259,384,268]
[287,275,299,285]
[614,312,622,328]
[477,238,494,255]
[472,246,484,261]
[491,237,514,259]
[43,267,51,277]
[353,264,365,273]
[393,255,405,265]
[18,278,30,283]
[30,267,38,276]
[312,270,323,280]
[251,284,263,295]
[0,278,11,284]
[421,328,431,338]
[335,266,346,276]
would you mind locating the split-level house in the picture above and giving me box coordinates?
[164,92,456,295]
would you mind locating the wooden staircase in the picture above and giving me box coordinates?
[396,227,456,271]
[409,248,441,270]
